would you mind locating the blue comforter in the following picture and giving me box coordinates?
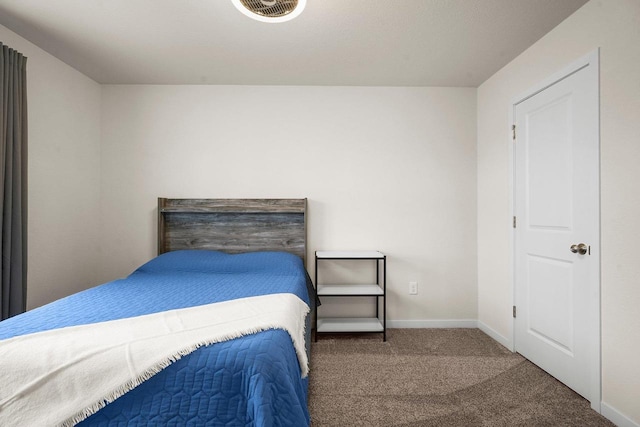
[0,250,313,426]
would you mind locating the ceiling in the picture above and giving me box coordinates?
[0,0,588,86]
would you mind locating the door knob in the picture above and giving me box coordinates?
[570,243,588,255]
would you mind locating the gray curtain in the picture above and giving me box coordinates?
[0,42,28,320]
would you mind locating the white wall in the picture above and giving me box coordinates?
[0,24,102,310]
[100,85,478,323]
[477,0,640,424]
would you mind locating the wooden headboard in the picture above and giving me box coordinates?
[157,198,307,262]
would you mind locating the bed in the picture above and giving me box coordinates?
[0,198,313,426]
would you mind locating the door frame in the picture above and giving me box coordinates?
[508,49,601,412]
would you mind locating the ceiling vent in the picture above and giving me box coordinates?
[231,0,306,23]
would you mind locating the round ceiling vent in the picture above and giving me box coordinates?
[231,0,306,23]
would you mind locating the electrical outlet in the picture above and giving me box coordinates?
[409,281,418,295]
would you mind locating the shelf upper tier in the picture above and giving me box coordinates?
[316,250,384,259]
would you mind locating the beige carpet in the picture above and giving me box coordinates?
[308,329,614,427]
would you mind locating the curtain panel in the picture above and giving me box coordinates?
[0,42,28,320]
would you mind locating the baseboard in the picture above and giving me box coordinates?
[601,402,640,427]
[478,320,513,351]
[387,319,477,328]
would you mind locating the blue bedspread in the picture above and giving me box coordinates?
[0,250,313,426]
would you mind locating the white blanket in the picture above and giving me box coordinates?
[0,293,309,427]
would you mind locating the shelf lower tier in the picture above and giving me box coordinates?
[316,317,384,333]
[317,284,384,296]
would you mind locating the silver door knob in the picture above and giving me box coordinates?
[570,243,588,255]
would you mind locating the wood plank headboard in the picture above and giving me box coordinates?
[158,198,307,262]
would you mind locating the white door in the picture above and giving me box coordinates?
[513,53,599,404]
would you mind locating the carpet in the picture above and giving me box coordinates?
[308,329,614,426]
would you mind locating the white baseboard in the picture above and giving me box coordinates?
[478,320,513,351]
[387,319,477,328]
[601,402,640,427]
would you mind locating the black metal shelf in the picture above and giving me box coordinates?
[314,251,386,341]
